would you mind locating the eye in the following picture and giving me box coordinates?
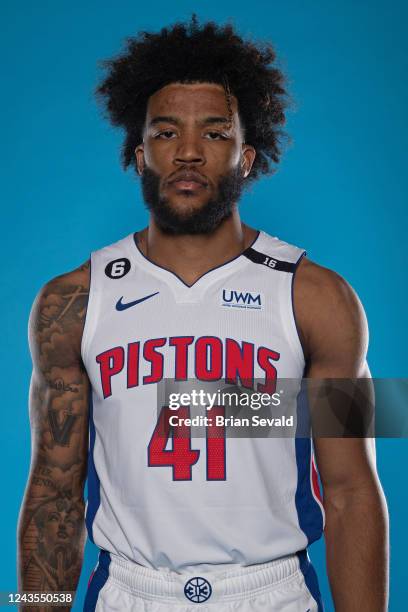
[205,132,228,140]
[155,130,176,139]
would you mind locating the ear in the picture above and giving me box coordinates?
[241,144,256,178]
[135,144,145,175]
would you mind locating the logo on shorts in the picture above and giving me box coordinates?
[184,576,212,603]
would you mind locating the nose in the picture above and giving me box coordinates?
[174,131,205,166]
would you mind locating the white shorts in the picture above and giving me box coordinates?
[84,550,323,611]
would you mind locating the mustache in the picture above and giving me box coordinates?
[167,169,209,186]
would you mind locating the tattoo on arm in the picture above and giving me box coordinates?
[18,269,90,608]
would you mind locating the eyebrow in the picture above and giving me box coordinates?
[148,115,232,127]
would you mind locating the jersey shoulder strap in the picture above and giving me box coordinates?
[91,233,135,273]
[244,230,306,273]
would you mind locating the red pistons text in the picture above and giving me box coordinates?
[96,336,280,399]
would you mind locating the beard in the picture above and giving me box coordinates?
[140,165,245,235]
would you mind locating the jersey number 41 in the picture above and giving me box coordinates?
[148,406,226,480]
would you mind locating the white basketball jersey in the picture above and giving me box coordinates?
[82,229,324,573]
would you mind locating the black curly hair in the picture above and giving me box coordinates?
[96,14,290,184]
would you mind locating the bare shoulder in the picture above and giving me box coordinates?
[34,259,91,297]
[293,257,368,371]
[294,256,365,312]
[29,260,91,365]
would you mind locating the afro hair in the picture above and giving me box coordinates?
[96,14,290,184]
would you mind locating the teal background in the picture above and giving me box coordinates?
[2,0,407,609]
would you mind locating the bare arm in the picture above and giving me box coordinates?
[294,258,389,612]
[17,262,90,611]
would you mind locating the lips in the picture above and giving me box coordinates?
[168,171,208,190]
[172,180,204,191]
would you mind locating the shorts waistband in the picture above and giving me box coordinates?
[97,550,307,604]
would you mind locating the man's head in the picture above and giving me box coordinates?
[96,16,289,233]
[137,81,251,234]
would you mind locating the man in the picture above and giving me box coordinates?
[18,16,388,611]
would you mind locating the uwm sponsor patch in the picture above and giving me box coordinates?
[221,289,263,309]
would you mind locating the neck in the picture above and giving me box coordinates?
[136,211,258,286]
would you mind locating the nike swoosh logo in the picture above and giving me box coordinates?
[116,291,159,311]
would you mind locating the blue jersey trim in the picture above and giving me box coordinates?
[297,550,324,611]
[85,391,100,544]
[295,380,324,544]
[83,550,111,611]
[290,250,307,364]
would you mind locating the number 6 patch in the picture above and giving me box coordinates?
[105,258,131,279]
